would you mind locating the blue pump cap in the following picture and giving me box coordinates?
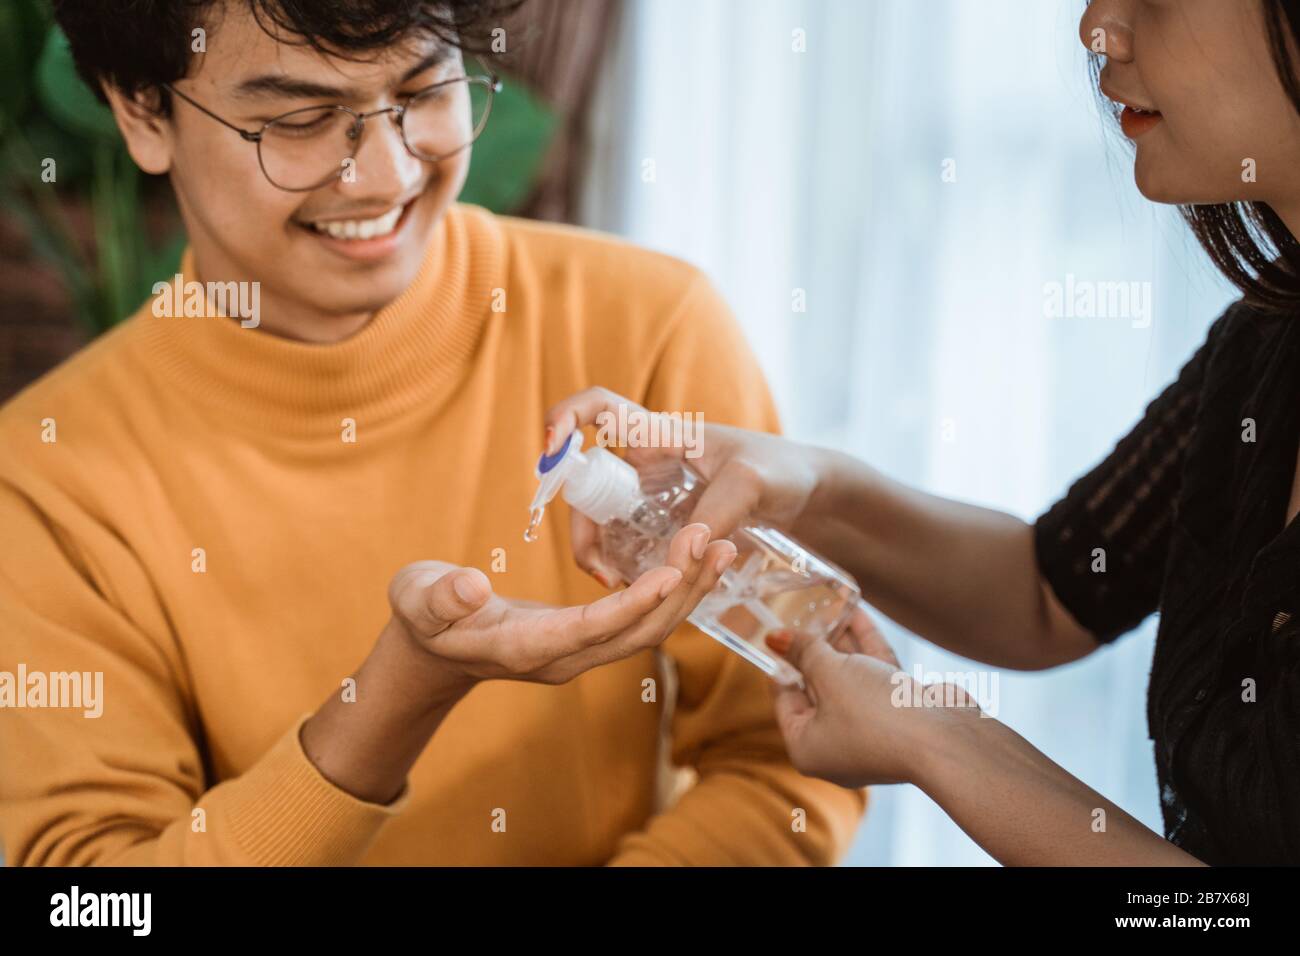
[536,432,580,476]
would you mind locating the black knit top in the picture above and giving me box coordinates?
[1034,299,1300,865]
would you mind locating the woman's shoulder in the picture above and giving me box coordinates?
[1179,297,1300,410]
[1204,296,1298,361]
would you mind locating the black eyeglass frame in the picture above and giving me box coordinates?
[163,68,502,192]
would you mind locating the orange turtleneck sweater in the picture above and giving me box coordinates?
[0,204,865,866]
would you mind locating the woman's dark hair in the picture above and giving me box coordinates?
[51,0,521,113]
[1091,0,1300,313]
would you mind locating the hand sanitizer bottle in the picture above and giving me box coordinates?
[525,433,861,685]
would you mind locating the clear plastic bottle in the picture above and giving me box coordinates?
[525,433,860,684]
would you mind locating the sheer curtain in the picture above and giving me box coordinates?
[579,0,1237,865]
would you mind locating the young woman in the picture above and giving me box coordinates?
[546,0,1300,865]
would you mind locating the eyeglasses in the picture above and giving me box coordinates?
[164,68,501,192]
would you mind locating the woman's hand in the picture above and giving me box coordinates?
[766,604,979,789]
[543,387,830,587]
[767,612,1208,866]
[386,520,737,688]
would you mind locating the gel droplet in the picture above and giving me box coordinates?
[523,506,545,543]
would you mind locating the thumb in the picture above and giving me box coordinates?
[392,562,492,637]
[766,629,841,686]
[570,508,621,588]
[770,679,815,737]
[687,459,762,542]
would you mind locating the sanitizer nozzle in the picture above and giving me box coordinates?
[524,432,642,541]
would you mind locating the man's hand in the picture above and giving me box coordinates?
[302,520,735,806]
[386,519,738,686]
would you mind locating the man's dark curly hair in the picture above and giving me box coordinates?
[51,0,522,113]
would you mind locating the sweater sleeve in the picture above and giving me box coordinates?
[1033,309,1234,644]
[605,272,866,866]
[0,483,408,866]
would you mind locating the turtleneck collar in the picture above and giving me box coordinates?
[139,204,505,437]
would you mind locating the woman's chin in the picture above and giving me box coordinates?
[1132,161,1181,205]
[1133,160,1253,208]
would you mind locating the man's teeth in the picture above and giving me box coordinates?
[310,205,404,240]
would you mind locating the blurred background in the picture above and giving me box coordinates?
[1,0,1238,865]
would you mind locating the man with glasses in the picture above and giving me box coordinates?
[0,0,864,866]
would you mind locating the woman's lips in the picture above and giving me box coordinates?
[1099,79,1163,138]
[1119,105,1163,138]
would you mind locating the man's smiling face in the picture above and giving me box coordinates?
[107,3,472,342]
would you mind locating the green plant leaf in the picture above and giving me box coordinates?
[0,0,51,128]
[459,72,559,214]
[36,27,122,141]
[18,114,95,184]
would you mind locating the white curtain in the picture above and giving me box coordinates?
[580,0,1237,864]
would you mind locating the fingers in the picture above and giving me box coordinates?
[669,537,739,620]
[390,562,493,638]
[842,603,901,667]
[551,538,735,676]
[830,603,870,653]
[829,626,856,654]
[771,679,816,726]
[528,564,685,656]
[574,524,737,664]
[570,508,621,588]
[687,459,764,541]
[766,628,843,684]
[449,523,738,683]
[429,563,684,670]
[542,388,689,475]
[543,387,650,456]
[646,522,737,622]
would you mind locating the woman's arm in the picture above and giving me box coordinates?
[916,701,1202,866]
[801,315,1229,670]
[768,616,1203,866]
[799,448,1098,670]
